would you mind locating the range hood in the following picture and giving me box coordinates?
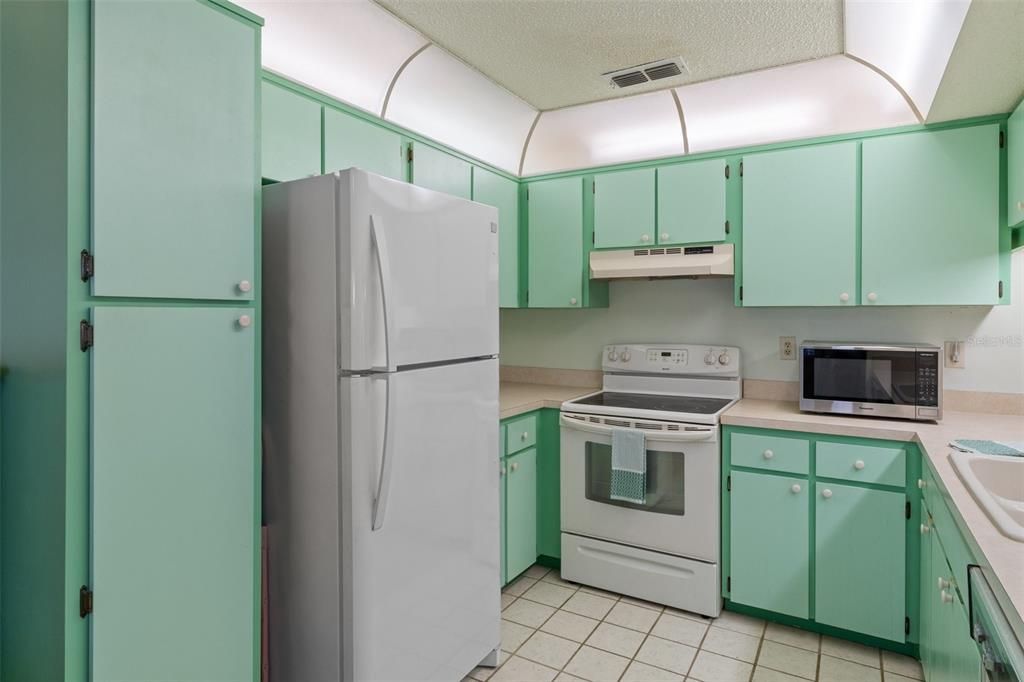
[590,243,734,280]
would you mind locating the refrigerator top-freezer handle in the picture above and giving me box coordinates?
[370,214,397,373]
[371,373,397,531]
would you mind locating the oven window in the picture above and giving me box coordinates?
[584,442,685,516]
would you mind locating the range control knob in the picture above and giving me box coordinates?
[621,350,632,362]
[607,348,619,362]
[704,351,716,366]
[718,352,731,366]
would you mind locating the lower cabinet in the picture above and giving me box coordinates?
[724,427,915,646]
[504,448,537,582]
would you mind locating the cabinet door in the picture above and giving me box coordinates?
[262,80,322,182]
[323,107,404,180]
[1009,103,1024,227]
[474,168,520,307]
[862,125,1001,305]
[657,159,728,245]
[920,508,939,677]
[411,143,472,199]
[742,142,858,306]
[947,592,982,682]
[593,168,655,248]
[91,307,256,682]
[729,471,809,618]
[506,448,537,581]
[815,483,905,642]
[92,0,257,300]
[528,177,584,308]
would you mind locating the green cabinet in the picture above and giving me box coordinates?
[862,125,1001,305]
[527,177,584,308]
[741,142,858,306]
[593,168,655,248]
[1009,100,1024,228]
[473,168,521,307]
[261,80,322,182]
[814,483,906,641]
[323,106,404,181]
[729,471,809,619]
[411,143,471,199]
[92,0,258,301]
[505,447,537,582]
[90,307,257,682]
[657,159,728,245]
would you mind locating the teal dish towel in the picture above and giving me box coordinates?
[950,440,1024,457]
[611,428,646,505]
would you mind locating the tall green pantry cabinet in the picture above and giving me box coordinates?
[0,1,262,680]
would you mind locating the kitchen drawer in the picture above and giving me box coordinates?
[730,432,810,475]
[816,441,906,488]
[505,413,537,454]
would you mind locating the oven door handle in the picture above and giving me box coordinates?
[560,414,716,442]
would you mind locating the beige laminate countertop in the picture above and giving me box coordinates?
[722,399,1024,637]
[499,382,596,419]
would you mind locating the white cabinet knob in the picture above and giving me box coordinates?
[821,489,833,499]
[510,462,518,472]
[920,523,931,534]
[237,315,252,328]
[569,297,578,306]
[237,280,252,293]
[839,292,850,302]
[640,234,650,243]
[1017,200,1024,211]
[938,577,950,591]
[854,460,865,470]
[521,432,529,441]
[763,449,774,460]
[941,589,954,604]
[867,292,878,302]
[791,484,802,494]
[918,479,927,490]
[660,232,669,241]
[500,466,506,476]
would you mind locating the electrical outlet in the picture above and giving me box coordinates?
[945,341,965,369]
[780,336,796,360]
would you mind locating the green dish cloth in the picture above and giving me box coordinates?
[611,428,646,504]
[950,440,1024,457]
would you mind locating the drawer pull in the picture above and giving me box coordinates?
[920,523,931,534]
[941,589,954,604]
[918,479,926,489]
[790,484,802,494]
[938,577,950,591]
[510,462,518,472]
[763,449,774,460]
[854,460,865,470]
[821,488,833,499]
[521,432,529,441]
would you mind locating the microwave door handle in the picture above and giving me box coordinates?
[560,414,715,442]
[371,374,397,531]
[370,214,396,373]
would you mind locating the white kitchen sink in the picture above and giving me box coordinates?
[951,452,1024,542]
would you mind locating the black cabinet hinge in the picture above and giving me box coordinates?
[998,280,1004,298]
[726,475,731,492]
[80,586,93,618]
[905,501,912,519]
[724,220,730,235]
[592,180,596,194]
[739,161,744,177]
[739,286,743,301]
[727,576,731,591]
[80,249,94,282]
[905,616,910,635]
[999,131,1005,148]
[724,164,731,180]
[80,320,94,352]
[406,146,413,163]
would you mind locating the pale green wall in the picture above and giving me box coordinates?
[500,250,1024,395]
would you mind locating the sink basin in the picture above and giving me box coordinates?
[951,452,1024,542]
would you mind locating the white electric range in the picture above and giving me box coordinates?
[559,343,741,617]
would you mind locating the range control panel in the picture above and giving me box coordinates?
[602,344,741,376]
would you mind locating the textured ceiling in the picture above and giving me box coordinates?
[928,0,1024,122]
[373,0,845,110]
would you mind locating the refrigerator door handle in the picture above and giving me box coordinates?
[370,214,397,372]
[371,373,396,531]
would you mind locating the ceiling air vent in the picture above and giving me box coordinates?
[606,57,687,89]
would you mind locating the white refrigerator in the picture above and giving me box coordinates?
[262,169,501,681]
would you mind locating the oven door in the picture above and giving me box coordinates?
[800,345,920,419]
[560,412,719,562]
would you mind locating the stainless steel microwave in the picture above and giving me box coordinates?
[799,342,942,421]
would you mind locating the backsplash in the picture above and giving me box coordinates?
[500,250,1024,396]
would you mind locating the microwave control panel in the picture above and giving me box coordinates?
[916,351,939,406]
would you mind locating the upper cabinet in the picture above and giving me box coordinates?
[261,81,322,182]
[527,177,584,308]
[92,0,258,300]
[862,125,1002,306]
[1008,100,1024,228]
[742,142,858,307]
[657,159,728,246]
[593,168,655,248]
[473,168,521,308]
[411,143,472,199]
[323,107,404,181]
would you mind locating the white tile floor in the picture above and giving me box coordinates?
[465,565,925,682]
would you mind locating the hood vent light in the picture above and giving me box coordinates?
[606,57,687,89]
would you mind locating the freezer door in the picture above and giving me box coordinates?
[339,169,499,371]
[342,359,500,681]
